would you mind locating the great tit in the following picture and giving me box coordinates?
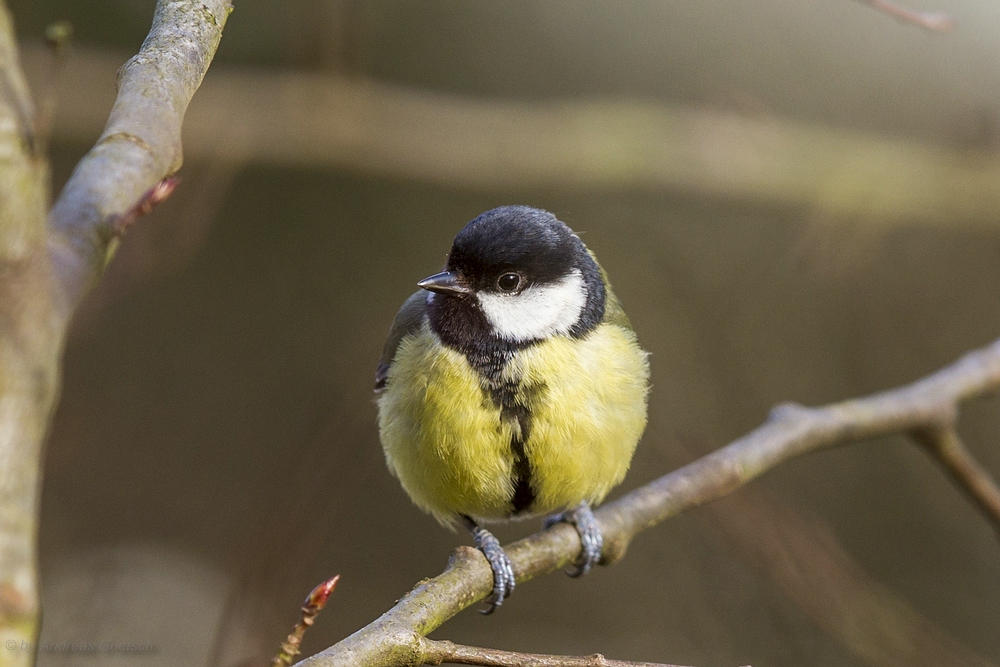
[375,206,649,611]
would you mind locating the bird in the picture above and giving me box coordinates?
[375,206,649,612]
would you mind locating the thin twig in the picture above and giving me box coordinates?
[298,337,1000,667]
[420,639,712,667]
[854,0,955,32]
[913,426,1000,532]
[109,176,179,236]
[34,20,72,153]
[272,576,341,667]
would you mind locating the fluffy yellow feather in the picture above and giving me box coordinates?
[377,317,648,525]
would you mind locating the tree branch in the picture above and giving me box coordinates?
[23,45,1000,228]
[298,337,1000,667]
[913,425,1000,531]
[419,639,702,667]
[47,0,232,317]
[0,0,53,662]
[0,1,231,662]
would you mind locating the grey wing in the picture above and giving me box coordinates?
[591,253,635,331]
[375,291,428,392]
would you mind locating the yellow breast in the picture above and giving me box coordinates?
[377,320,649,525]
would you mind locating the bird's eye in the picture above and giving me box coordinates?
[497,272,521,292]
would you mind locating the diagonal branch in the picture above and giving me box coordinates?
[853,0,955,32]
[47,0,233,318]
[298,337,1000,667]
[913,425,1000,531]
[707,490,998,667]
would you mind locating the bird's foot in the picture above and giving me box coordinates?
[544,501,603,578]
[461,516,515,614]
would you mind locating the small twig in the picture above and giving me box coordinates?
[94,176,179,271]
[271,575,341,667]
[110,176,179,236]
[420,639,717,667]
[34,20,73,153]
[912,426,1000,532]
[854,0,955,32]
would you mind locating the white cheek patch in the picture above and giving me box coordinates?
[477,269,587,342]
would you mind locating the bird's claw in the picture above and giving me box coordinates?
[463,516,515,613]
[545,502,603,578]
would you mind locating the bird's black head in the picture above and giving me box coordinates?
[447,206,578,294]
[421,206,605,353]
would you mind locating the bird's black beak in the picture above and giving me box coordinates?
[417,271,472,296]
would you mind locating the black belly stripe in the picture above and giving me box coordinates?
[489,378,536,515]
[506,404,534,515]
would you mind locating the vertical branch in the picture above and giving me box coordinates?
[0,0,56,663]
[0,2,231,664]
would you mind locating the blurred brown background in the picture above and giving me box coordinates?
[8,1,1000,666]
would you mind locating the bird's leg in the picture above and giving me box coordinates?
[460,515,515,614]
[543,501,603,578]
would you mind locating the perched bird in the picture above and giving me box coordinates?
[375,206,649,611]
